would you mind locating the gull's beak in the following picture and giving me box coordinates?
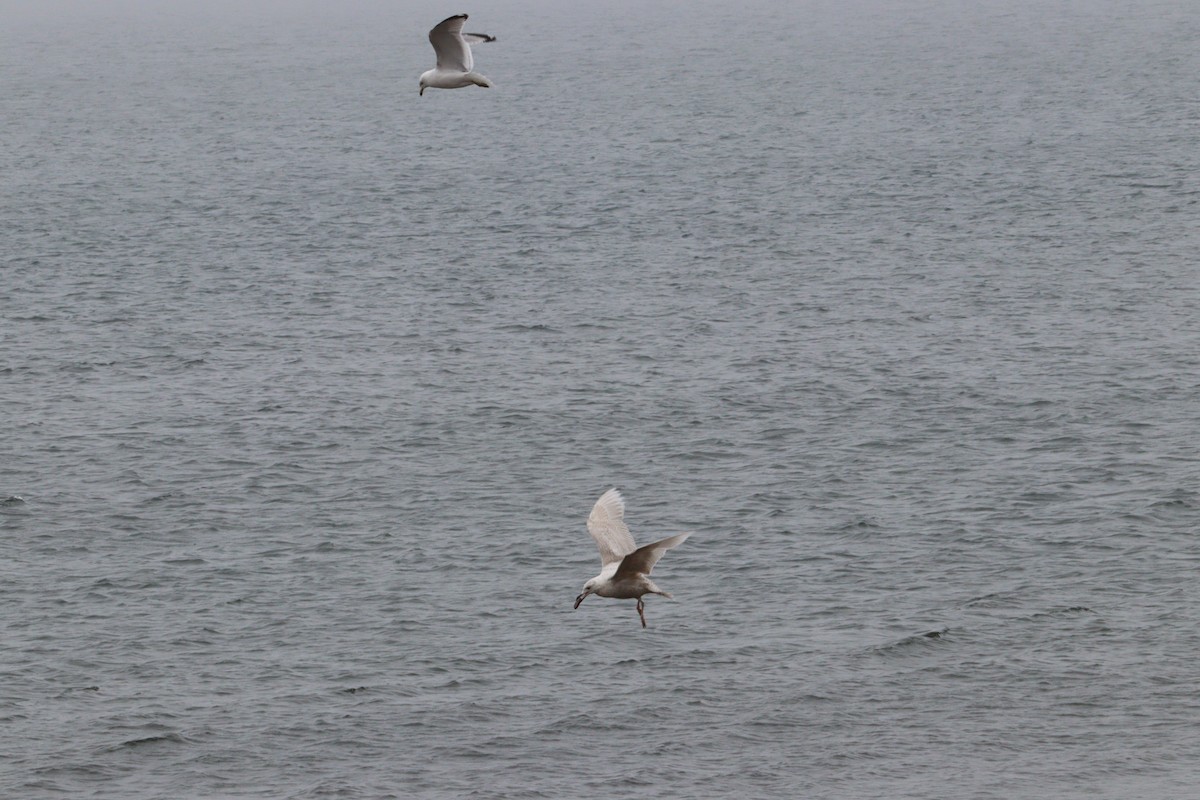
[574,591,588,609]
[419,87,425,96]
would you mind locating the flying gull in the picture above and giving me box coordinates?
[419,14,496,96]
[574,489,690,628]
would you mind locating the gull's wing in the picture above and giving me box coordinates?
[586,488,637,567]
[428,14,473,72]
[462,32,496,45]
[613,533,690,580]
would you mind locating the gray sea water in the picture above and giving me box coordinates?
[3,0,1200,797]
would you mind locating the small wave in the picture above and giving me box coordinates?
[870,628,953,657]
[964,590,1024,608]
[111,732,189,750]
[496,323,559,334]
[835,516,882,533]
[1022,606,1096,622]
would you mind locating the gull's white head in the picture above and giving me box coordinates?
[418,70,433,96]
[574,579,598,609]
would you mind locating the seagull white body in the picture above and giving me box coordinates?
[419,14,495,96]
[574,489,690,628]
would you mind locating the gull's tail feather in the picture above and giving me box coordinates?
[469,73,493,88]
[644,578,672,599]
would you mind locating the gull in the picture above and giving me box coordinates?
[574,489,690,628]
[419,14,496,96]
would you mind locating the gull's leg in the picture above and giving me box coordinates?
[637,597,647,628]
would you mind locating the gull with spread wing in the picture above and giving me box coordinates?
[419,14,496,96]
[574,489,690,628]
